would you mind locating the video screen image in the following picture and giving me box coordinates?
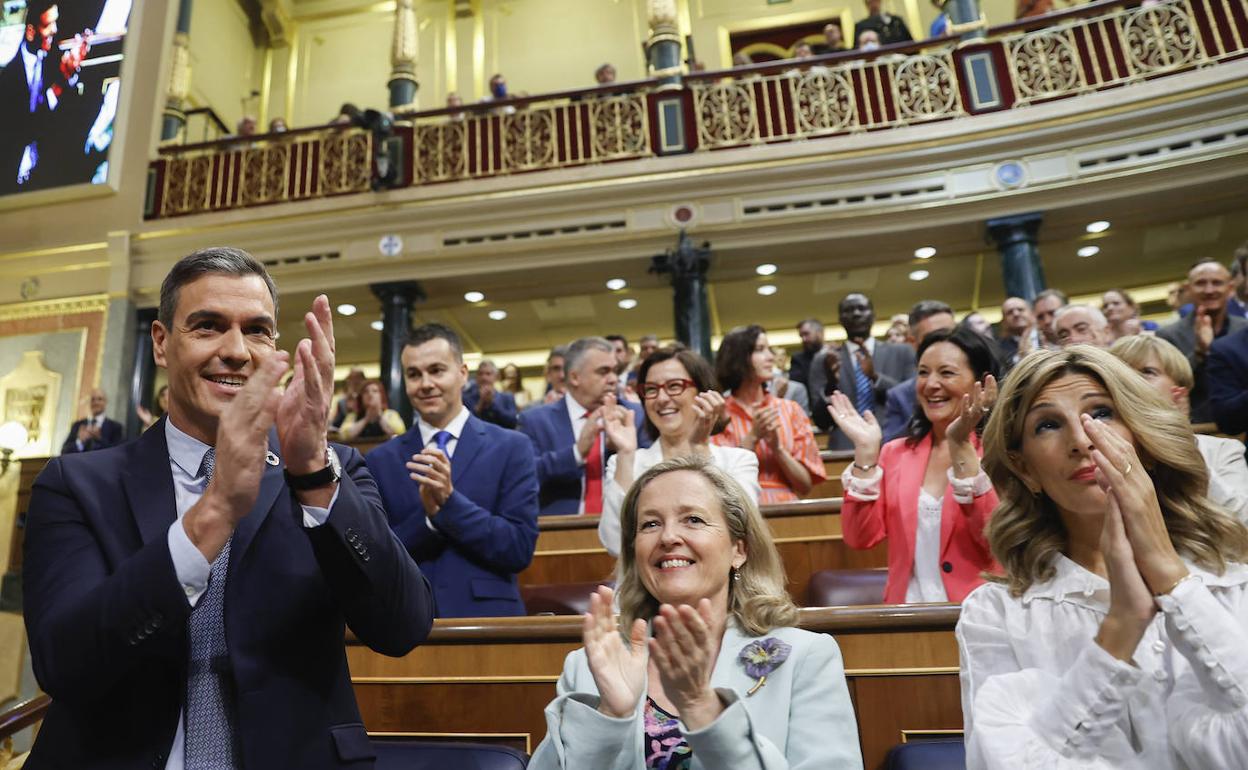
[0,0,133,197]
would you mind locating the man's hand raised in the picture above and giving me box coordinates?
[277,295,336,475]
[185,352,289,563]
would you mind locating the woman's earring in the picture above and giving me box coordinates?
[732,567,741,582]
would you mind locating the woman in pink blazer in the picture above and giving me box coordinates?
[829,327,1002,604]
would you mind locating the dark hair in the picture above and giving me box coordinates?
[405,323,463,362]
[360,379,389,410]
[715,324,765,393]
[905,327,1003,445]
[1101,288,1138,311]
[25,1,56,27]
[908,299,954,329]
[605,334,629,346]
[797,318,823,333]
[636,346,719,439]
[158,247,279,330]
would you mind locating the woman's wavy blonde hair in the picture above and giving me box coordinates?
[615,455,799,636]
[982,345,1248,596]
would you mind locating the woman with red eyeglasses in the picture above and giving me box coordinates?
[598,346,761,556]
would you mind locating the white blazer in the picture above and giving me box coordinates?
[599,443,761,556]
[529,622,863,770]
[1197,433,1248,524]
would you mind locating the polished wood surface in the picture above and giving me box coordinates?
[348,605,961,769]
[526,496,886,602]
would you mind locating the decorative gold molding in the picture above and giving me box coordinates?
[0,294,110,322]
[0,241,108,264]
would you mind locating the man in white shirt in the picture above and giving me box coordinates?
[61,387,124,453]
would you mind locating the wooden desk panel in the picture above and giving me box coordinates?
[349,606,960,767]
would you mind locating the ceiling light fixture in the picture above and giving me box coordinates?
[755,264,778,276]
[914,246,936,259]
[618,298,638,310]
[488,309,508,321]
[757,285,778,296]
[463,291,485,303]
[370,320,384,331]
[336,303,357,316]
[1086,220,1111,234]
[1077,246,1100,258]
[909,270,930,282]
[605,278,627,291]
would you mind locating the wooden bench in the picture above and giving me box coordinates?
[525,497,886,605]
[347,604,962,768]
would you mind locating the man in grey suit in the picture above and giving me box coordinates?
[1158,259,1248,424]
[810,293,916,449]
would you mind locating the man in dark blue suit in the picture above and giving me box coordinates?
[519,336,650,517]
[461,359,518,429]
[366,325,539,618]
[1207,325,1248,436]
[60,387,125,453]
[22,248,433,768]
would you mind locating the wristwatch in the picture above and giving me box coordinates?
[284,446,343,490]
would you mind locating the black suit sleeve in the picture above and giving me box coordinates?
[302,446,435,656]
[60,421,83,455]
[23,458,194,705]
[1208,339,1248,435]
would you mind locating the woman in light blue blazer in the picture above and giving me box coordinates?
[530,455,863,770]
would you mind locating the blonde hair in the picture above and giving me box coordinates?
[983,346,1248,595]
[615,455,798,636]
[1108,335,1194,391]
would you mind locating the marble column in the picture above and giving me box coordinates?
[127,308,158,439]
[389,0,419,109]
[987,213,1046,303]
[370,281,425,427]
[161,0,194,141]
[651,231,712,359]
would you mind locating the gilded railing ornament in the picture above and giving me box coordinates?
[1121,3,1198,71]
[503,111,557,171]
[591,95,650,158]
[694,82,758,147]
[319,131,373,195]
[1009,30,1083,102]
[791,70,858,134]
[894,54,960,121]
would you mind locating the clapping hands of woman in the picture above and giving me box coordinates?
[584,587,648,718]
[689,391,726,445]
[826,391,882,473]
[945,375,996,479]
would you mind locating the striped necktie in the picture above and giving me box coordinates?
[852,349,874,416]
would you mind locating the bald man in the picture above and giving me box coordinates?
[61,388,125,453]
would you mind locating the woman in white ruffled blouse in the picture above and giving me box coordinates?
[959,345,1248,768]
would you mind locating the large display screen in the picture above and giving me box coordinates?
[0,0,132,197]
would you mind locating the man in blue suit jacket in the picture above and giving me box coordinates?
[367,325,539,618]
[519,336,650,517]
[1207,325,1248,436]
[23,248,433,768]
[61,388,126,453]
[461,359,518,429]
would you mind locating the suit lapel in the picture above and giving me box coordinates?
[838,345,856,401]
[555,396,576,447]
[230,430,286,565]
[122,417,178,545]
[450,414,487,485]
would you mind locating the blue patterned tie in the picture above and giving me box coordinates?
[853,349,874,416]
[185,448,237,769]
[433,430,452,455]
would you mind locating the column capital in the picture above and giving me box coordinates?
[986,212,1043,246]
[370,281,426,305]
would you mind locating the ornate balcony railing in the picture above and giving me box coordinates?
[145,0,1247,219]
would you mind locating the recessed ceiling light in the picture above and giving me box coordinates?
[1086,220,1110,233]
[757,285,778,296]
[755,263,778,276]
[488,309,507,321]
[914,246,937,259]
[618,298,638,310]
[606,278,627,291]
[336,303,357,316]
[909,270,930,282]
[370,320,384,331]
[1077,245,1100,258]
[464,291,485,303]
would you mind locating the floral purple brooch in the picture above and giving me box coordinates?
[738,637,792,695]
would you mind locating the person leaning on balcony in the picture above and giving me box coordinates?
[481,73,516,115]
[854,0,913,46]
[529,455,862,770]
[594,63,616,85]
[831,327,1002,605]
[1109,334,1248,524]
[812,22,847,54]
[711,325,826,505]
[957,345,1248,769]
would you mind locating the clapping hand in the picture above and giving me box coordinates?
[689,391,726,445]
[584,587,648,718]
[826,391,881,453]
[748,405,780,447]
[1194,312,1215,355]
[276,295,336,476]
[649,600,724,731]
[407,447,453,516]
[946,375,997,448]
[600,395,637,455]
